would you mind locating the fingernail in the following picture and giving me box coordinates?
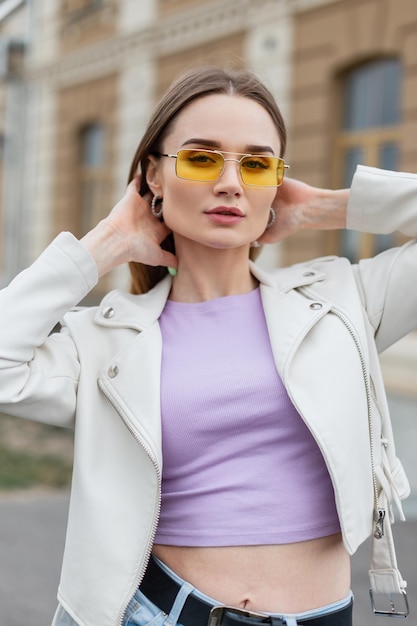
[168,267,177,276]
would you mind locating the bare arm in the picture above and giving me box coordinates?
[81,175,178,278]
[258,178,349,244]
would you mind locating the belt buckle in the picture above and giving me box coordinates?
[369,589,409,618]
[208,605,271,626]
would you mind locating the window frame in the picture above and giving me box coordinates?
[330,58,402,261]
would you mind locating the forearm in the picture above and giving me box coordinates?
[80,177,177,277]
[268,179,349,243]
[301,165,417,236]
[301,188,348,231]
[81,219,129,279]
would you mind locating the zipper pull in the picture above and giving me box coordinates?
[374,508,386,539]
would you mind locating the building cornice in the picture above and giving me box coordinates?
[26,0,289,86]
[24,0,342,86]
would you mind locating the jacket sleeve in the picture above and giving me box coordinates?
[347,164,417,236]
[0,232,98,427]
[347,165,417,351]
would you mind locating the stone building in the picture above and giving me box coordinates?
[0,0,416,509]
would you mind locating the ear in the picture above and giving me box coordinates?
[146,155,163,197]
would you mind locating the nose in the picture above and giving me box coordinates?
[213,159,243,195]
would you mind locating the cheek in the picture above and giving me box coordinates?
[159,188,194,231]
[162,179,204,214]
[265,188,278,208]
[251,190,276,215]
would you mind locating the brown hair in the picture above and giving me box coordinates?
[128,65,287,294]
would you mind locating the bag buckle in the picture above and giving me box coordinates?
[369,589,409,618]
[208,605,274,626]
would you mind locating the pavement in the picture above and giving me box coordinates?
[0,491,416,626]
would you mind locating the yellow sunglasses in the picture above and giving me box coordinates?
[158,149,289,187]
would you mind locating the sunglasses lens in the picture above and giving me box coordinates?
[176,150,223,181]
[240,156,284,186]
[174,150,286,186]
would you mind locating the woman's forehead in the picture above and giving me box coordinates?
[166,93,281,152]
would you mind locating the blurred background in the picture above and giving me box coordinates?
[0,0,416,622]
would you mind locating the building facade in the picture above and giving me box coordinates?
[0,0,416,509]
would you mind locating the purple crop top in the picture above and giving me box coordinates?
[155,287,340,546]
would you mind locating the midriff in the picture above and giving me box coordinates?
[152,533,350,614]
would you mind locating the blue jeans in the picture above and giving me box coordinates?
[123,557,353,626]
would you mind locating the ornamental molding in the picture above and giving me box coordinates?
[25,0,340,87]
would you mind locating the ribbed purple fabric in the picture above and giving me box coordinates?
[155,288,340,546]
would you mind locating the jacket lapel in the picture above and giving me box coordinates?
[250,261,331,379]
[95,276,173,469]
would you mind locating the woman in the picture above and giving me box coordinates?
[0,66,413,626]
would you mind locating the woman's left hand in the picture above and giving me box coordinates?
[257,177,349,244]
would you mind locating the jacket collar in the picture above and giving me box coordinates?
[94,261,328,331]
[95,275,172,330]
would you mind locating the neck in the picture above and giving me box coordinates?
[168,241,258,303]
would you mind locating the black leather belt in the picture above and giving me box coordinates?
[139,557,353,626]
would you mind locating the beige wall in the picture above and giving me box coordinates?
[156,32,246,98]
[157,0,210,17]
[54,74,117,236]
[59,0,118,54]
[54,74,117,297]
[280,0,417,266]
[292,0,417,181]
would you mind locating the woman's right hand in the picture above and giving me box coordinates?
[81,175,178,278]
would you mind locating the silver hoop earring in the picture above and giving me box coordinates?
[266,207,275,229]
[151,194,163,219]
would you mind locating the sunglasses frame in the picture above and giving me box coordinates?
[158,149,289,187]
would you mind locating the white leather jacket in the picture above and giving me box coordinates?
[0,166,415,626]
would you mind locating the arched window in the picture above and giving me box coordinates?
[78,122,107,237]
[335,58,402,261]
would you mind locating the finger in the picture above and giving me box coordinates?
[143,191,153,205]
[128,174,142,193]
[159,251,178,270]
[154,221,172,242]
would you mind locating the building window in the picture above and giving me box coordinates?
[78,122,107,237]
[335,58,402,261]
[62,0,107,23]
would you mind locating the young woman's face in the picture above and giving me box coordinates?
[148,94,282,254]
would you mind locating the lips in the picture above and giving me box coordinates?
[204,206,244,225]
[205,206,244,217]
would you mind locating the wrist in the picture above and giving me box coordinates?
[304,188,348,231]
[80,219,129,278]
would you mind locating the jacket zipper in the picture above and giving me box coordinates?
[329,307,385,539]
[298,287,384,540]
[97,377,162,626]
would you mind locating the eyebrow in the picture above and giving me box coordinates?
[181,138,275,154]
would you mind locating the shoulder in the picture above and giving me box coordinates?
[63,275,172,333]
[252,255,353,290]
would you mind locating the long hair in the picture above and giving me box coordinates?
[128,65,287,294]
